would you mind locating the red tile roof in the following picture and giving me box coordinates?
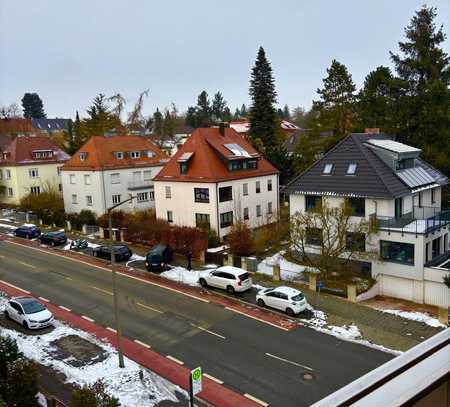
[0,118,33,136]
[154,127,278,183]
[62,135,168,171]
[0,135,70,166]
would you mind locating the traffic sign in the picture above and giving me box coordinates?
[191,366,202,395]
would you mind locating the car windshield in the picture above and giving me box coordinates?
[20,300,46,314]
[291,293,304,302]
[114,246,128,253]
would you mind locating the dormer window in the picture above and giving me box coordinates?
[346,163,357,175]
[180,162,188,174]
[32,150,53,159]
[396,158,414,170]
[177,152,194,175]
[323,163,333,175]
[146,150,155,158]
[79,152,87,161]
[130,151,141,159]
[115,151,124,160]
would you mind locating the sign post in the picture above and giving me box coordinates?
[189,367,202,407]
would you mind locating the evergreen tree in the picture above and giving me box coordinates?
[312,59,356,138]
[282,104,291,120]
[65,119,75,154]
[240,104,247,117]
[266,143,294,185]
[162,109,175,139]
[82,94,121,137]
[222,106,232,122]
[5,359,38,407]
[390,5,450,175]
[153,108,163,136]
[72,111,85,152]
[72,380,120,407]
[277,108,284,119]
[185,106,198,128]
[21,93,46,119]
[233,107,241,119]
[248,47,278,149]
[0,336,22,396]
[196,90,212,127]
[212,91,227,122]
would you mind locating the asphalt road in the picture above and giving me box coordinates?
[0,240,393,407]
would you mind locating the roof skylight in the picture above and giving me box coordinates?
[224,143,251,158]
[347,163,357,175]
[323,163,333,174]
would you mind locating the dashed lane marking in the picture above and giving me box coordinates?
[244,393,269,406]
[134,339,151,349]
[106,326,117,333]
[166,355,184,365]
[38,296,50,303]
[203,373,224,384]
[136,302,164,314]
[0,280,31,294]
[225,307,290,332]
[190,323,226,339]
[59,305,71,312]
[81,315,95,322]
[91,286,113,296]
[19,261,36,269]
[265,352,314,371]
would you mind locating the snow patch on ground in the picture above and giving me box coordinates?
[377,308,446,328]
[0,223,17,230]
[126,253,146,267]
[206,245,228,253]
[257,251,310,281]
[160,267,200,287]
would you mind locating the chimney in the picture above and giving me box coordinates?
[365,127,380,134]
[219,122,229,136]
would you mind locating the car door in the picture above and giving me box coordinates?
[208,271,223,288]
[8,301,22,323]
[277,293,289,311]
[221,272,235,290]
[264,291,278,308]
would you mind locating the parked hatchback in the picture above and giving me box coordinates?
[14,225,41,239]
[92,244,132,262]
[256,286,307,316]
[145,244,173,272]
[199,266,252,294]
[4,296,54,329]
[39,230,67,246]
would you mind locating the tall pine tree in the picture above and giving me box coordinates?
[212,92,227,122]
[21,93,46,119]
[248,47,278,149]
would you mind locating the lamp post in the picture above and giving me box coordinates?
[107,195,136,368]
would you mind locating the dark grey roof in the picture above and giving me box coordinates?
[31,118,70,132]
[285,133,416,199]
[283,129,326,153]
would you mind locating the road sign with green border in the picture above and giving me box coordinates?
[191,366,202,395]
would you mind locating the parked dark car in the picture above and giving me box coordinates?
[145,244,173,272]
[92,244,132,262]
[39,231,67,246]
[14,225,41,239]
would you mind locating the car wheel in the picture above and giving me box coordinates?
[93,252,98,257]
[257,298,265,307]
[199,278,208,288]
[23,320,29,330]
[4,310,10,320]
[51,241,55,247]
[226,285,235,295]
[286,308,295,317]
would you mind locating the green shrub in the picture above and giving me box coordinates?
[5,359,38,407]
[0,336,22,396]
[71,380,120,407]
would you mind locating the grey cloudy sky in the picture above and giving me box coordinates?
[1,1,449,119]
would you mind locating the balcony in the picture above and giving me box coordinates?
[127,180,154,190]
[371,206,450,235]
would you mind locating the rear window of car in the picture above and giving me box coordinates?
[238,273,249,281]
[291,293,304,302]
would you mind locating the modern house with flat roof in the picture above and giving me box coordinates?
[286,131,449,308]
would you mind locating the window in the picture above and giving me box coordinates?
[431,188,436,204]
[396,158,414,170]
[30,186,40,195]
[143,170,152,181]
[432,237,441,258]
[149,191,155,201]
[69,174,76,184]
[267,179,272,191]
[347,197,365,217]
[256,181,261,194]
[380,241,414,265]
[346,232,365,251]
[84,174,91,185]
[426,242,430,263]
[346,163,357,175]
[180,162,188,174]
[86,195,93,206]
[194,188,209,203]
[243,207,249,220]
[57,167,62,176]
[195,213,210,228]
[137,192,148,202]
[305,195,321,212]
[112,194,121,205]
[58,183,62,192]
[306,228,323,246]
[115,152,124,160]
[165,186,171,199]
[247,160,257,169]
[167,210,173,223]
[5,170,11,180]
[395,197,403,218]
[130,151,140,159]
[418,192,422,208]
[229,160,243,171]
[7,188,13,197]
[256,204,262,217]
[146,150,155,158]
[267,202,272,214]
[220,211,233,228]
[243,183,248,196]
[219,186,232,202]
[72,194,78,204]
[28,168,39,178]
[111,173,120,184]
[323,163,333,174]
[79,152,87,161]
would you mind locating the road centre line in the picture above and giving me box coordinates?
[190,323,226,339]
[91,286,113,296]
[81,315,95,322]
[225,307,290,332]
[38,296,50,303]
[166,355,184,365]
[0,279,31,294]
[265,352,314,371]
[59,305,72,312]
[136,302,164,314]
[244,393,269,406]
[134,339,151,348]
[19,261,36,269]
[203,373,224,384]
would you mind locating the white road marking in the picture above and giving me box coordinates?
[38,296,50,303]
[190,323,226,339]
[134,339,151,349]
[91,286,113,296]
[137,302,164,314]
[225,307,290,332]
[59,305,71,312]
[81,315,95,322]
[0,255,5,258]
[106,326,117,333]
[19,261,36,269]
[203,373,224,384]
[0,280,31,294]
[265,352,313,371]
[166,355,184,365]
[65,277,73,281]
[244,393,269,406]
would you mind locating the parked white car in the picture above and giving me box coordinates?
[256,286,307,316]
[4,296,54,329]
[199,266,252,294]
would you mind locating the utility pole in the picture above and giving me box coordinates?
[107,195,136,368]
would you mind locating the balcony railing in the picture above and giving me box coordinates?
[127,180,154,190]
[371,206,450,235]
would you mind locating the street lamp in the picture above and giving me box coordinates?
[107,195,136,368]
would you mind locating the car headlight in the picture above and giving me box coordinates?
[28,319,38,323]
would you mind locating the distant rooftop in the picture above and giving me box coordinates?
[366,138,421,154]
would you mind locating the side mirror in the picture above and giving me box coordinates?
[18,310,24,315]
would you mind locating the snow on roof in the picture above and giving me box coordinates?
[366,139,421,154]
[274,286,302,297]
[217,265,247,275]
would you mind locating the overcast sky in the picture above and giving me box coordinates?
[1,1,449,119]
